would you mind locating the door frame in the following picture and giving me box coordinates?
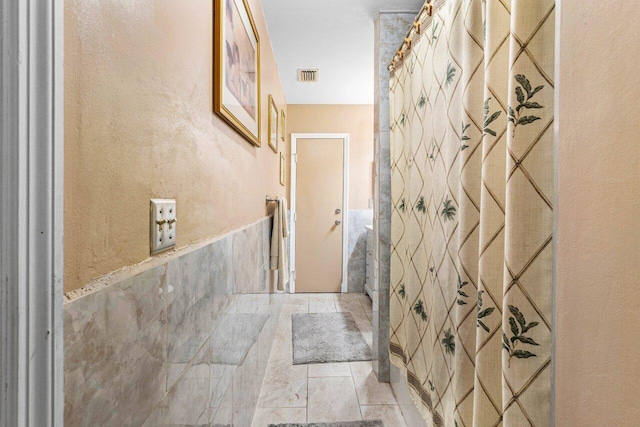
[290,133,350,294]
[1,0,65,424]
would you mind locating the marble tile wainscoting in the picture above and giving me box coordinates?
[64,217,284,426]
[347,209,373,293]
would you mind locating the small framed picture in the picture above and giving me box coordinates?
[279,152,286,186]
[268,95,278,153]
[280,109,286,142]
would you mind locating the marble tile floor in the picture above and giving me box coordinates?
[252,293,407,427]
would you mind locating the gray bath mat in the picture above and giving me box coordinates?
[292,312,373,364]
[269,421,384,427]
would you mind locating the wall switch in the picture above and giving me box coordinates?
[368,198,374,209]
[150,199,176,254]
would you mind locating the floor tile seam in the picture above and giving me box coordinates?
[360,404,401,407]
[357,296,368,316]
[306,364,310,422]
[256,403,308,409]
[348,362,366,421]
[307,374,352,378]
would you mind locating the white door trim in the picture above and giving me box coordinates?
[1,0,65,425]
[290,133,350,294]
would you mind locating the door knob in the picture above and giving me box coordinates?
[335,220,342,226]
[335,208,341,214]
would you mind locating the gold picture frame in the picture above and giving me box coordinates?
[279,152,286,186]
[280,109,286,142]
[268,95,278,153]
[213,0,261,146]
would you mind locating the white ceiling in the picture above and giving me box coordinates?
[262,0,423,105]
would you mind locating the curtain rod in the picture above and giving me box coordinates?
[388,0,446,75]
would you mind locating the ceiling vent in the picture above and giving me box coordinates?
[297,69,319,83]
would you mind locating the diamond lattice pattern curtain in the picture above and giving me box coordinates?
[389,0,554,425]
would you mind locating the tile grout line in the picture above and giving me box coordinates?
[349,361,366,421]
[305,295,310,423]
[305,365,309,423]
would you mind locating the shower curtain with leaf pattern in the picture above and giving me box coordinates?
[389,0,554,425]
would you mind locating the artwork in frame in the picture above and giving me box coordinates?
[214,0,261,146]
[280,109,286,142]
[279,152,286,186]
[268,95,278,153]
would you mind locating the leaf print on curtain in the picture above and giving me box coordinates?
[461,122,470,151]
[445,62,456,88]
[389,0,555,426]
[418,93,427,108]
[416,196,427,214]
[414,300,428,322]
[477,291,495,333]
[483,98,501,137]
[431,20,439,44]
[441,197,457,222]
[508,74,545,134]
[442,329,455,355]
[456,275,469,306]
[503,305,541,367]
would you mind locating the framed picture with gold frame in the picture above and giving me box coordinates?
[213,0,261,146]
[268,95,278,153]
[279,152,286,186]
[280,109,286,142]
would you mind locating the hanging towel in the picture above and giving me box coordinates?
[270,196,289,291]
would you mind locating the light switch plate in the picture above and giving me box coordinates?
[150,199,176,254]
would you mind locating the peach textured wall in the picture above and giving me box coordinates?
[64,0,287,292]
[287,105,374,210]
[556,1,640,425]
